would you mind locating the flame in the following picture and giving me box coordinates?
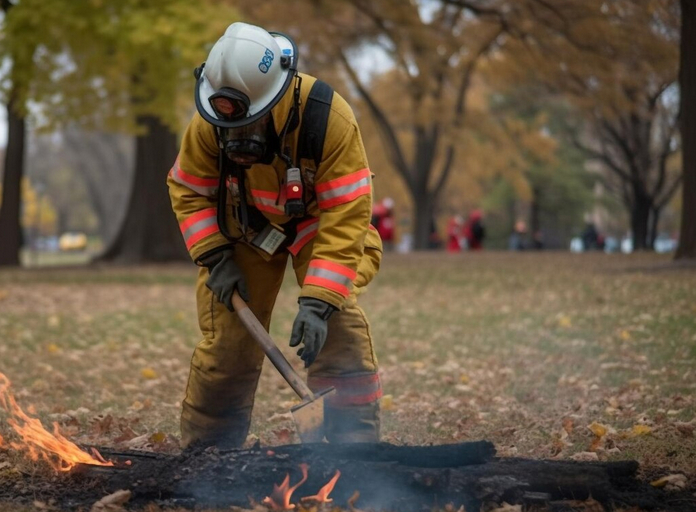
[301,470,341,503]
[0,372,113,472]
[263,463,308,510]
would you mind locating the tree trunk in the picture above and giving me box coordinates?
[648,205,661,250]
[676,0,696,259]
[0,92,26,267]
[530,185,541,236]
[98,115,188,263]
[630,192,651,251]
[412,188,436,250]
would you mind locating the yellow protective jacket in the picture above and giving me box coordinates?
[168,73,380,309]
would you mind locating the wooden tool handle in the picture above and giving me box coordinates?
[231,290,314,400]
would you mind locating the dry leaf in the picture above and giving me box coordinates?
[570,451,599,461]
[630,425,652,436]
[47,343,61,354]
[91,489,131,511]
[558,315,572,328]
[489,503,522,512]
[113,426,138,444]
[149,432,167,444]
[140,368,158,380]
[650,474,687,490]
[90,415,113,435]
[381,394,394,411]
[587,422,608,437]
[674,421,694,437]
[562,417,574,435]
[268,412,293,422]
[273,427,293,444]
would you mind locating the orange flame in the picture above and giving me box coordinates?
[263,463,309,510]
[301,470,341,503]
[0,372,113,472]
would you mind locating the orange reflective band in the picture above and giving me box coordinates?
[169,158,219,197]
[304,259,357,298]
[179,208,219,249]
[308,373,382,407]
[251,188,285,214]
[288,217,319,256]
[317,168,371,209]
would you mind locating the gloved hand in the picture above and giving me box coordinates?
[202,249,249,311]
[289,297,337,367]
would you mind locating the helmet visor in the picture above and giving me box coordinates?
[209,88,250,121]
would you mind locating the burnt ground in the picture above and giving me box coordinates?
[1,442,695,511]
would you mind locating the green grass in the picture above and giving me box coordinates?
[1,251,695,480]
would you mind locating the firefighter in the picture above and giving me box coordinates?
[168,22,383,448]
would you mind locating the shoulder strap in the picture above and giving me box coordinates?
[297,79,334,168]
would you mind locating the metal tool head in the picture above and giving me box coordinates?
[290,387,336,443]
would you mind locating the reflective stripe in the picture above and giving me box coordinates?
[288,217,319,256]
[251,188,284,215]
[169,158,218,197]
[317,168,371,209]
[179,208,219,249]
[304,259,357,298]
[308,373,382,407]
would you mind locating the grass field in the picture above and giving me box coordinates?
[1,251,695,483]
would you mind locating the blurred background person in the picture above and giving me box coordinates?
[375,198,395,251]
[463,209,485,251]
[508,219,528,251]
[446,214,464,252]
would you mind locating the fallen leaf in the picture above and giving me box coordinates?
[587,422,608,437]
[130,401,144,411]
[381,394,394,411]
[113,427,138,444]
[570,451,599,461]
[459,374,470,384]
[558,315,572,328]
[0,289,8,301]
[268,412,293,422]
[47,315,60,327]
[631,425,652,436]
[674,421,694,437]
[149,432,167,444]
[619,329,632,341]
[589,436,603,452]
[651,474,687,490]
[91,489,131,511]
[562,417,574,435]
[90,415,113,435]
[489,503,522,512]
[140,368,158,380]
[273,427,293,444]
[47,343,61,354]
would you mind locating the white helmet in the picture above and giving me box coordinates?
[194,22,298,129]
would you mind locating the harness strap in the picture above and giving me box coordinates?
[297,80,334,168]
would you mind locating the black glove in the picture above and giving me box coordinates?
[202,249,249,311]
[289,297,337,368]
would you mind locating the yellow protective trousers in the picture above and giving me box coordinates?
[181,236,382,448]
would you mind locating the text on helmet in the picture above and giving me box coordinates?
[258,49,274,74]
